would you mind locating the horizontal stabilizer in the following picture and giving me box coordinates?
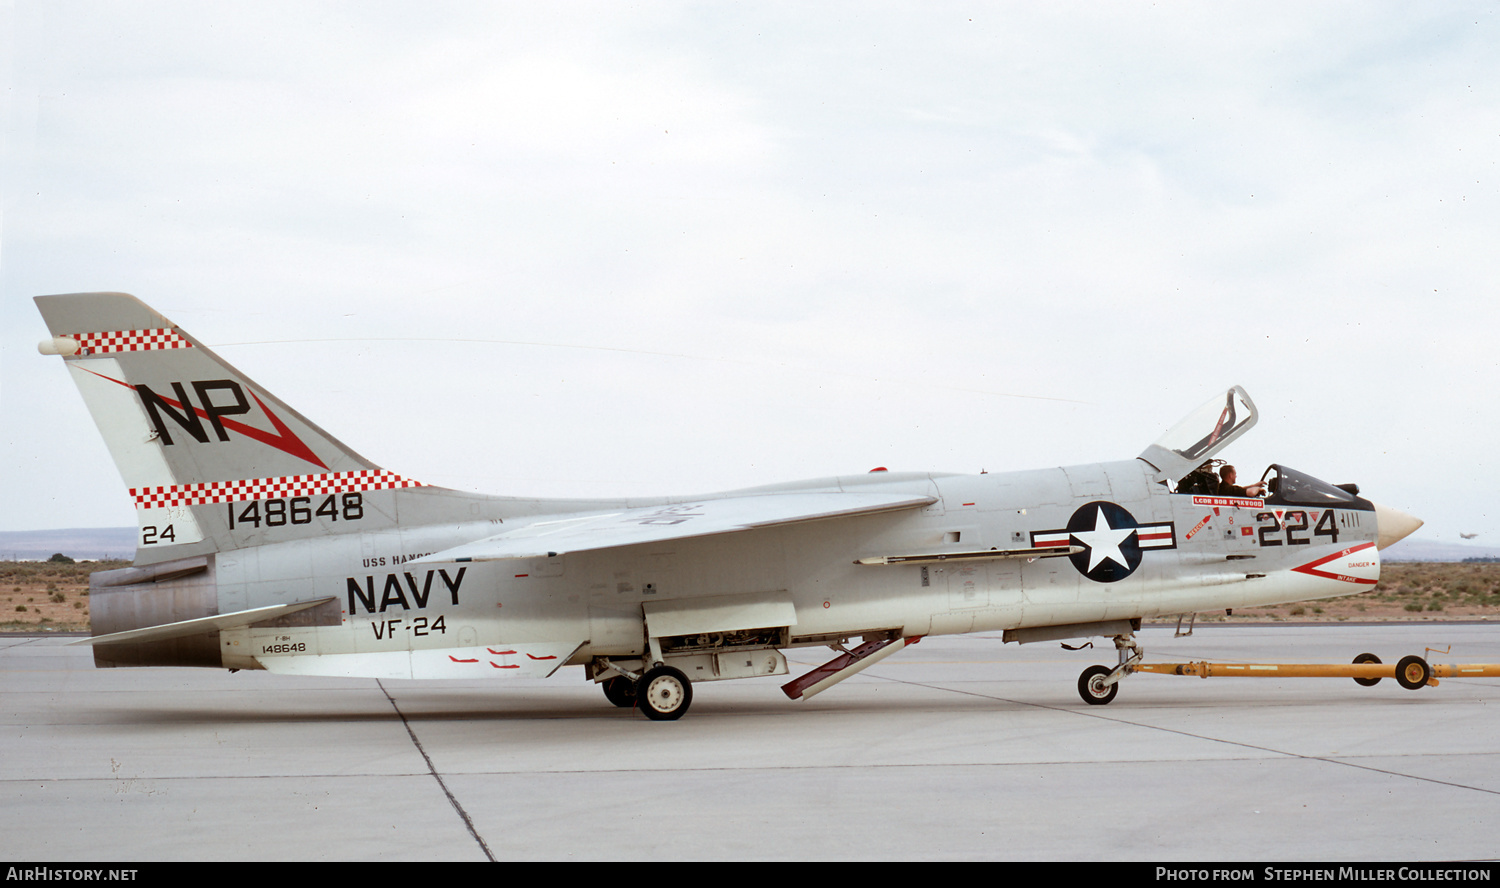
[73,597,336,646]
[415,492,936,563]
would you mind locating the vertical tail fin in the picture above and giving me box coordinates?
[35,293,426,564]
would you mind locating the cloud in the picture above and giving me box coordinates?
[4,3,1497,539]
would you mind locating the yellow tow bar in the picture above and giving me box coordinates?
[1130,652,1500,690]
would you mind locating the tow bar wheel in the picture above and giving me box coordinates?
[1352,653,1382,687]
[1396,655,1432,691]
[638,665,693,720]
[1078,665,1118,705]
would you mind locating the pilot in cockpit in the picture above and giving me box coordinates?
[1217,465,1266,498]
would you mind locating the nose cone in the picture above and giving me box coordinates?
[1373,501,1423,551]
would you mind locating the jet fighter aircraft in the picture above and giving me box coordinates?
[35,293,1423,718]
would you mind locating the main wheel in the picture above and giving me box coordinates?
[1352,653,1382,687]
[637,665,693,720]
[1078,665,1118,705]
[1395,655,1431,691]
[602,675,637,708]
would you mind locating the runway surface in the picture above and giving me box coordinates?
[3,624,1498,862]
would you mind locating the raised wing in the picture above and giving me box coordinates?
[414,492,937,563]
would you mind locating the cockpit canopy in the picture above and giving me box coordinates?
[1138,386,1258,484]
[1260,464,1362,507]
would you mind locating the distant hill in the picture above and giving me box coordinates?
[1381,537,1500,562]
[0,528,136,561]
[0,526,1494,564]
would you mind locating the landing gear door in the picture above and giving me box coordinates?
[1138,386,1258,485]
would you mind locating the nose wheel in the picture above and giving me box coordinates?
[1076,632,1142,706]
[1078,665,1118,705]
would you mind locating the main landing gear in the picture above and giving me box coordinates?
[595,661,695,720]
[637,665,693,720]
[601,675,637,708]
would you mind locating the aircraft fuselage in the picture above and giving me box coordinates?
[93,459,1381,684]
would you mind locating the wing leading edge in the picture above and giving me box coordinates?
[414,492,937,563]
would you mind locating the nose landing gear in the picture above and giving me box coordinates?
[1078,665,1118,705]
[1077,633,1143,706]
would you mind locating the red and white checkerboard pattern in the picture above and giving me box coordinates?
[71,328,192,354]
[132,469,425,509]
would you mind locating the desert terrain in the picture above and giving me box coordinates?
[3,559,1498,634]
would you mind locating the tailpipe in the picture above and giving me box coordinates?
[87,556,222,668]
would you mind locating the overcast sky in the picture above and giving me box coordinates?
[2,2,1496,546]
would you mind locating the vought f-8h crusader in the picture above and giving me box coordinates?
[35,293,1423,719]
